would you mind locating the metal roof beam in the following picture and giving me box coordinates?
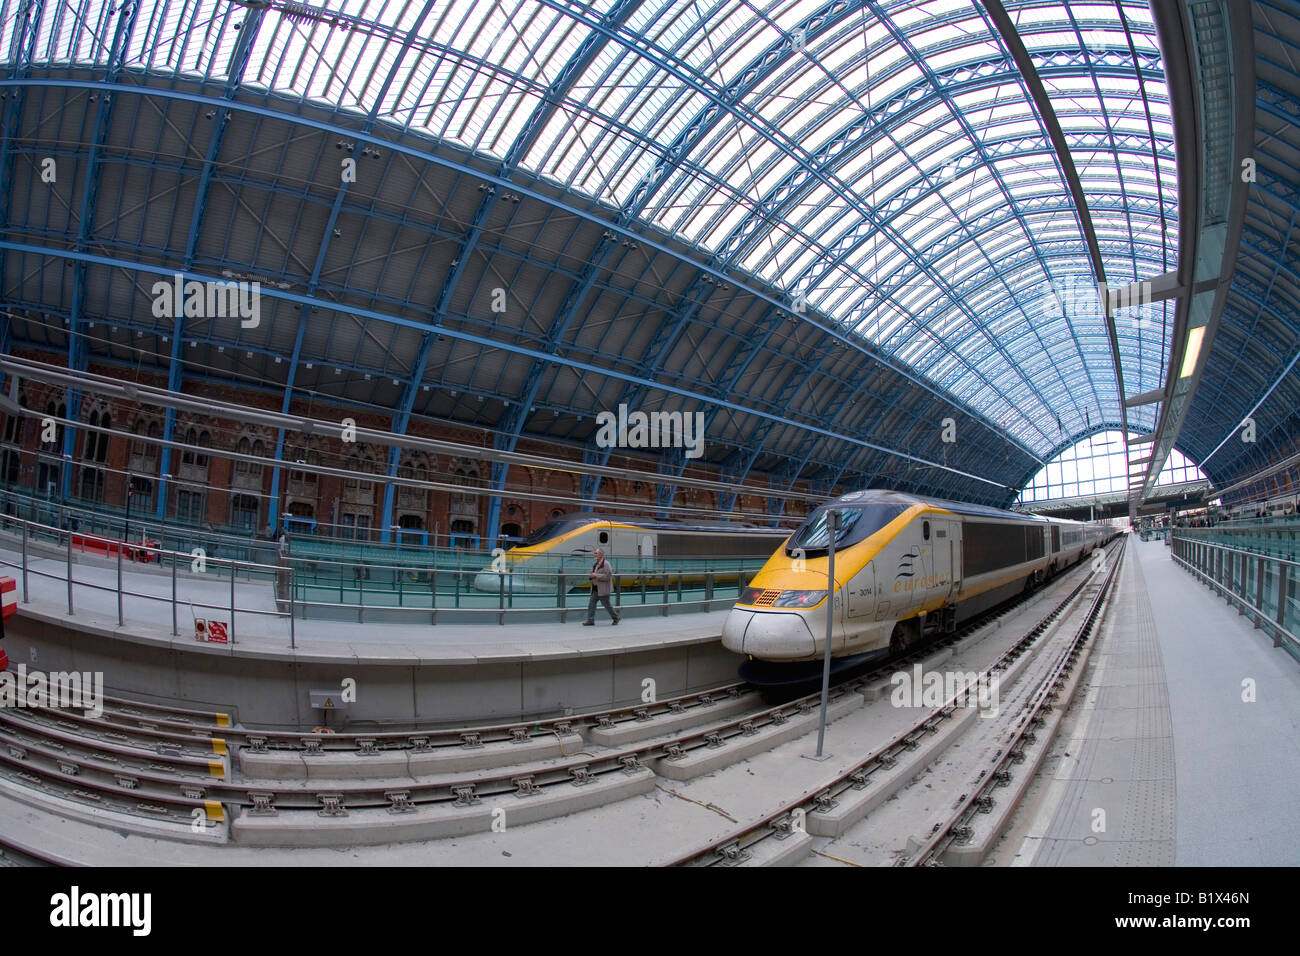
[160,2,266,520]
[983,0,1130,481]
[61,0,139,501]
[1135,0,1256,502]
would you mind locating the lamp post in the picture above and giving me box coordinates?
[812,509,839,760]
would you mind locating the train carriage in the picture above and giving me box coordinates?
[473,514,789,593]
[723,490,1116,671]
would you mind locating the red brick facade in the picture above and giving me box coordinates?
[0,352,809,541]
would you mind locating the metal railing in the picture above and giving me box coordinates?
[0,511,768,640]
[1170,527,1300,663]
[0,512,291,643]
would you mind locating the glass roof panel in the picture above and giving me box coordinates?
[10,0,1179,465]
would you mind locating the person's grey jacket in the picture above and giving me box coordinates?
[591,557,613,596]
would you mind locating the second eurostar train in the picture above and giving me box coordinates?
[722,490,1117,669]
[473,513,790,593]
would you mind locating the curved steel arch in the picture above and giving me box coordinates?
[0,0,1196,527]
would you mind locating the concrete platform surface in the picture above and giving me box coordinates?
[1014,536,1300,867]
[0,543,733,665]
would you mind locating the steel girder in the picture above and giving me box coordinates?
[0,0,45,399]
[0,0,1185,520]
[383,0,644,543]
[61,0,139,499]
[508,0,875,512]
[159,2,265,520]
[269,0,440,536]
[0,76,1124,497]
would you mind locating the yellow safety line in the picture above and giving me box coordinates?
[207,760,225,778]
[211,738,227,756]
[215,713,230,728]
[203,800,224,822]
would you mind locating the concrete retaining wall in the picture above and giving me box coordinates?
[4,612,742,731]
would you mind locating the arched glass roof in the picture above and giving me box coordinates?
[1016,429,1208,505]
[2,0,1178,463]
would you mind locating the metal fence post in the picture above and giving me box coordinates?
[1277,564,1288,648]
[171,548,178,637]
[20,520,28,602]
[66,523,73,615]
[116,544,123,626]
[1255,556,1265,626]
[230,558,236,644]
[289,567,296,649]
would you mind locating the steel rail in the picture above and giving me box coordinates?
[663,536,1123,866]
[900,541,1124,866]
[17,682,756,754]
[0,542,1118,830]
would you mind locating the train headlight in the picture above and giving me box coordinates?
[739,587,764,605]
[772,589,826,608]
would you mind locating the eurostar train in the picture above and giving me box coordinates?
[472,513,790,593]
[722,490,1117,672]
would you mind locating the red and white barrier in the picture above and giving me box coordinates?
[0,575,13,672]
[70,534,158,564]
[1,576,15,621]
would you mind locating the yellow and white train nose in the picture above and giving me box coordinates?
[473,570,505,593]
[722,606,822,660]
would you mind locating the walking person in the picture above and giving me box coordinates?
[583,548,620,626]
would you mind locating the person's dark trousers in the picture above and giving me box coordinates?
[585,590,619,623]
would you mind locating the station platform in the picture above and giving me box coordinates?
[1011,535,1300,866]
[0,542,730,662]
[0,541,742,727]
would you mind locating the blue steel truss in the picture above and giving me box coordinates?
[1,0,1290,524]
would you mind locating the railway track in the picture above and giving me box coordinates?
[665,538,1125,866]
[0,546,1117,852]
[896,541,1123,867]
[0,838,56,866]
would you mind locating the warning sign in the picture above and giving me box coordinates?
[194,619,230,643]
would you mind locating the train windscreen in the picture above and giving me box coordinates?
[785,503,906,557]
[522,519,586,546]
